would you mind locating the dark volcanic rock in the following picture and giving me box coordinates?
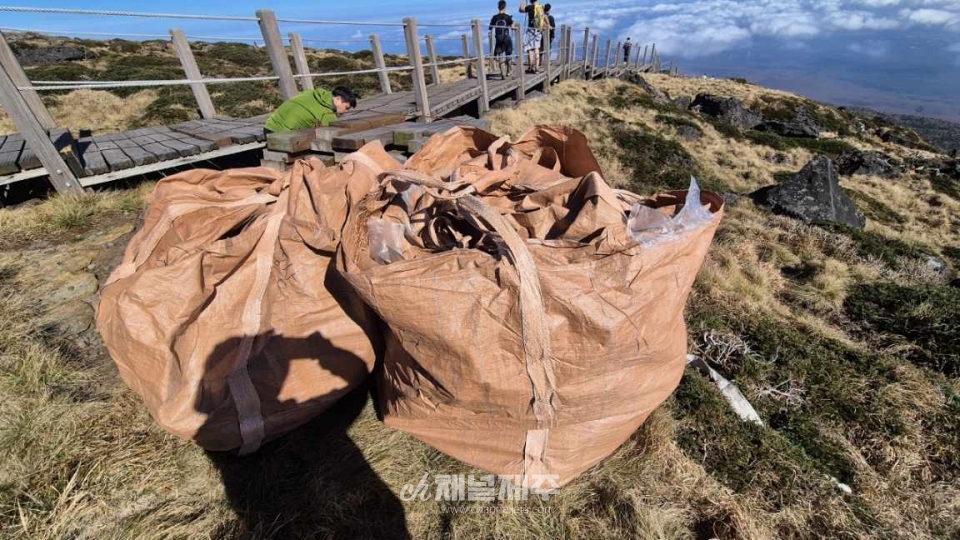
[835,150,903,178]
[670,95,693,110]
[751,156,866,229]
[620,72,669,102]
[755,107,821,138]
[689,93,763,130]
[878,128,913,147]
[675,125,702,141]
[13,45,95,67]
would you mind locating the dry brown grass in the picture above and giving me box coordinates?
[0,107,16,135]
[0,90,157,137]
[643,73,797,104]
[49,89,158,135]
[1,74,959,539]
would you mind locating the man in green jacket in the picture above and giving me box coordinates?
[263,86,358,133]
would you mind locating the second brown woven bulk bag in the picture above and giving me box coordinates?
[337,126,723,487]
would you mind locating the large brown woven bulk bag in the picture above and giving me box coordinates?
[96,143,399,453]
[337,127,722,487]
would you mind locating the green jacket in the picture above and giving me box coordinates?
[264,88,339,132]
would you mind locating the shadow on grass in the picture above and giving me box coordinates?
[198,315,406,537]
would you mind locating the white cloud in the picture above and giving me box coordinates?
[550,0,960,59]
[623,16,751,57]
[750,12,821,37]
[826,11,900,30]
[899,7,958,24]
[848,40,890,57]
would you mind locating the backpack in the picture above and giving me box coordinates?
[533,4,548,30]
[493,15,511,39]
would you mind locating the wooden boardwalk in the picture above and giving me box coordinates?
[0,10,663,193]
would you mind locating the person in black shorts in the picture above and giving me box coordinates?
[623,37,633,64]
[489,0,514,79]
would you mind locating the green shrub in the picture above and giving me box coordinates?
[107,39,142,54]
[703,116,744,140]
[135,86,197,126]
[819,223,932,267]
[845,283,960,375]
[209,81,282,117]
[197,42,270,71]
[654,113,700,131]
[929,173,960,200]
[606,85,684,116]
[685,304,911,484]
[745,131,855,156]
[847,190,906,225]
[754,95,852,136]
[610,123,704,193]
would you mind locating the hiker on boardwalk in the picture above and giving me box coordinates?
[519,0,548,73]
[489,0,514,79]
[541,3,555,64]
[263,86,357,133]
[623,37,632,64]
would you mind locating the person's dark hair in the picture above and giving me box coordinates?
[544,3,551,11]
[332,86,357,108]
[498,0,506,9]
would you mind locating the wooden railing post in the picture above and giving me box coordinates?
[546,24,567,81]
[634,43,641,68]
[0,31,56,130]
[425,35,441,85]
[543,25,551,91]
[581,27,590,77]
[169,29,216,119]
[614,41,621,71]
[403,17,431,122]
[461,34,470,80]
[650,43,657,69]
[470,19,489,113]
[566,29,575,79]
[288,32,314,91]
[487,29,495,74]
[370,34,392,94]
[256,9,298,100]
[514,24,524,101]
[0,63,82,194]
[642,45,648,65]
[590,34,599,78]
[603,39,612,74]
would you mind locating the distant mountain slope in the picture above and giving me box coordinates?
[849,107,960,154]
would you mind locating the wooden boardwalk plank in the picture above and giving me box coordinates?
[77,141,109,175]
[101,148,134,171]
[159,138,203,157]
[141,142,181,161]
[17,144,41,170]
[0,149,20,175]
[120,145,159,166]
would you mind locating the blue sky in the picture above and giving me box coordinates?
[3,0,960,120]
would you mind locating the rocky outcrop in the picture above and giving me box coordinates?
[755,107,821,138]
[835,150,903,178]
[689,94,763,130]
[751,156,866,229]
[13,45,95,67]
[621,72,671,105]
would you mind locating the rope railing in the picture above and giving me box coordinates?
[0,6,257,20]
[0,26,171,39]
